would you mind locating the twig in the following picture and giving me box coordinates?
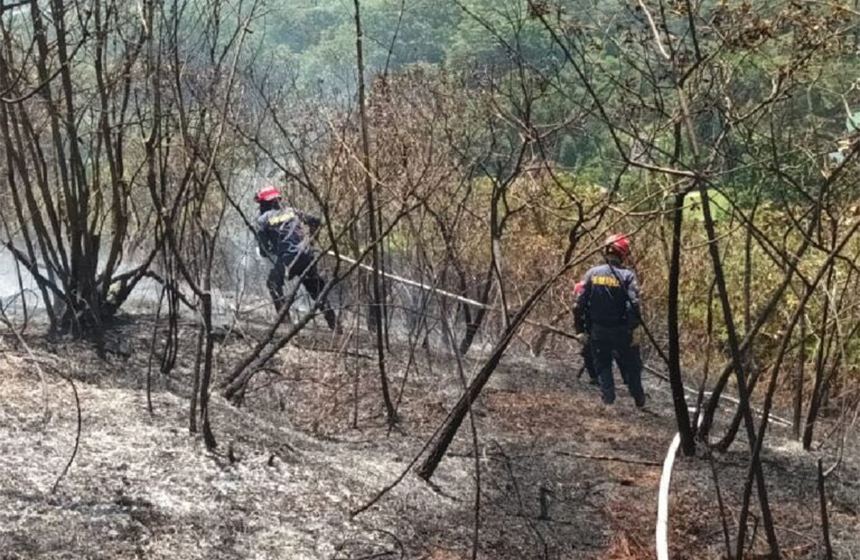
[352,305,361,429]
[0,306,50,424]
[644,364,793,428]
[291,340,373,361]
[555,450,661,467]
[449,448,661,467]
[146,287,166,415]
[746,515,759,557]
[706,450,734,560]
[825,402,860,477]
[50,372,81,494]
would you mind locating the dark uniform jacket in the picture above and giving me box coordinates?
[581,262,640,337]
[255,207,320,261]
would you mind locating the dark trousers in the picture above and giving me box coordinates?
[581,342,598,382]
[267,251,337,330]
[582,340,628,385]
[591,327,645,405]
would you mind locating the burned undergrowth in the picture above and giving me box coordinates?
[1,317,857,559]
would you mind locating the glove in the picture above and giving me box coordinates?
[631,328,643,347]
[304,216,322,237]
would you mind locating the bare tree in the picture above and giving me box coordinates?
[0,1,154,336]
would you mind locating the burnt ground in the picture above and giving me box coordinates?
[0,316,858,560]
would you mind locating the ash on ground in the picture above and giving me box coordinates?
[1,319,857,559]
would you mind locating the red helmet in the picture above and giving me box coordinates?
[574,281,585,295]
[254,185,281,203]
[605,234,631,259]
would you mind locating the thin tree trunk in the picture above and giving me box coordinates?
[743,200,759,336]
[699,207,820,442]
[146,287,166,415]
[353,0,396,426]
[818,459,834,560]
[804,267,834,450]
[458,268,493,356]
[190,324,204,433]
[793,319,806,440]
[667,190,694,456]
[199,292,217,449]
[379,211,392,350]
[353,304,361,429]
[694,184,780,558]
[736,281,821,560]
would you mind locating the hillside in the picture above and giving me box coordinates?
[2,320,857,559]
[2,0,860,558]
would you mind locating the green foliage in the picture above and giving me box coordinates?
[683,191,732,223]
[252,0,860,209]
[261,0,461,85]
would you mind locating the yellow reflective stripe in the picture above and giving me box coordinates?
[591,276,620,287]
[268,210,296,225]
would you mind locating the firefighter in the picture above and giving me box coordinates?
[573,281,598,384]
[254,185,338,331]
[581,234,646,407]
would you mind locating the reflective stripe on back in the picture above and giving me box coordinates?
[591,275,621,288]
[268,210,296,225]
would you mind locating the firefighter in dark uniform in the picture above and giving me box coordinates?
[581,234,646,406]
[573,281,598,384]
[254,185,338,331]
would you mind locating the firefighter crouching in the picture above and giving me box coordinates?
[254,185,338,331]
[581,234,646,407]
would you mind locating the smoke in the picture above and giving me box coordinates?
[0,248,41,317]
